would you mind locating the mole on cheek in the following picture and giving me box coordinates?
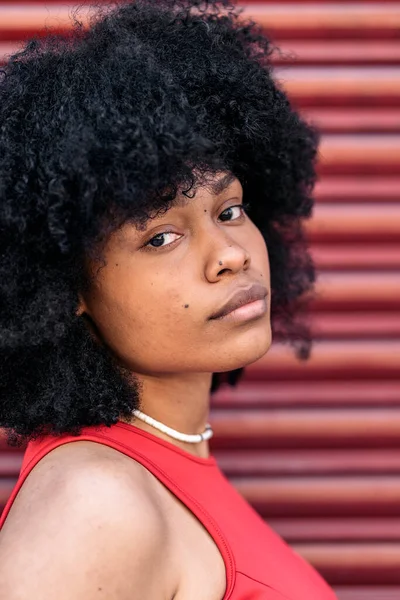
[184,304,189,309]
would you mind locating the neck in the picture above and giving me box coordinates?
[120,372,213,459]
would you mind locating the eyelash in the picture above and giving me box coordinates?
[143,202,250,251]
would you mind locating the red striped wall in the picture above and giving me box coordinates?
[1,3,400,598]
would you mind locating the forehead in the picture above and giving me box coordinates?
[172,171,241,209]
[203,172,239,195]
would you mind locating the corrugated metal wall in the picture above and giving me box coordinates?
[1,2,400,598]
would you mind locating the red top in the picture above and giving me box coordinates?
[0,421,337,599]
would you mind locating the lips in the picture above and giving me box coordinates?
[209,283,268,320]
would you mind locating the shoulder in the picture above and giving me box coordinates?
[6,440,164,527]
[0,440,177,599]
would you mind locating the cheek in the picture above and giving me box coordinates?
[248,225,270,279]
[101,274,175,333]
[89,268,197,368]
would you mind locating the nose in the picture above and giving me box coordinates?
[204,230,251,283]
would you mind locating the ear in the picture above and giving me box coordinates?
[76,293,90,317]
[75,295,103,345]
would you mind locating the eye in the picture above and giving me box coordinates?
[145,231,181,249]
[219,203,249,222]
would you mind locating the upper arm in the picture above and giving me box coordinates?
[0,458,173,599]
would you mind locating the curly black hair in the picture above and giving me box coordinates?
[0,0,318,445]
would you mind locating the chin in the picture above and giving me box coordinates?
[216,323,272,372]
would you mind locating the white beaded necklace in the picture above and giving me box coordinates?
[133,409,213,444]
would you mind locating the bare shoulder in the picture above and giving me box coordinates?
[0,441,177,600]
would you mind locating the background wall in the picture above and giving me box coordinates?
[1,1,400,598]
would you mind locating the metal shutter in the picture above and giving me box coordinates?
[1,3,400,598]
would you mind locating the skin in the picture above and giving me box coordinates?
[79,170,272,457]
[0,170,271,599]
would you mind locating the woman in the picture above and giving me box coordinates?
[0,1,336,598]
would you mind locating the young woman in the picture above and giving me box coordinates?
[0,1,337,598]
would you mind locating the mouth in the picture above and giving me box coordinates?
[209,283,268,321]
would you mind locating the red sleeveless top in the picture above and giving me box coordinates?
[0,421,337,600]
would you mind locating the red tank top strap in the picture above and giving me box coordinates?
[1,422,338,599]
[0,422,236,599]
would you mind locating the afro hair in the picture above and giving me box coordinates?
[0,0,318,445]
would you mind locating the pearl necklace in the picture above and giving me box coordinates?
[132,409,214,444]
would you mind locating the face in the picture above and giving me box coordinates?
[80,171,271,377]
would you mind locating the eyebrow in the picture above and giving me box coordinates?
[172,171,239,210]
[208,172,238,195]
